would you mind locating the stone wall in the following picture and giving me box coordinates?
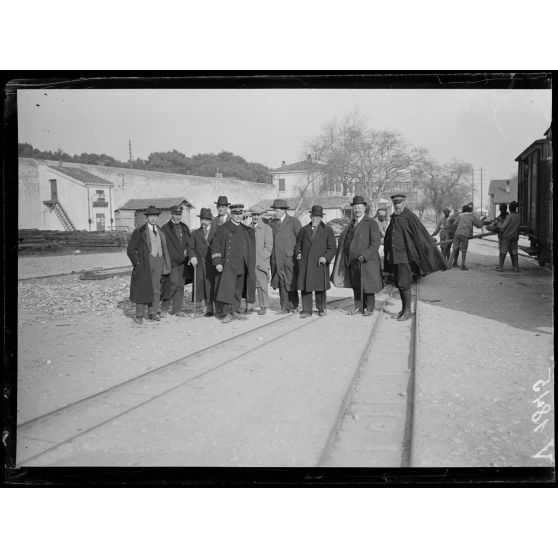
[18,158,276,230]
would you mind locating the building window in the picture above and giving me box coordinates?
[278,178,285,192]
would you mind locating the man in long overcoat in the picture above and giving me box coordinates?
[248,205,273,315]
[295,205,337,317]
[331,196,383,316]
[209,195,231,317]
[160,205,191,317]
[127,205,172,324]
[211,204,256,323]
[384,193,447,321]
[269,199,302,314]
[187,208,216,316]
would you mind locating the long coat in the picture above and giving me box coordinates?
[253,221,273,290]
[384,207,447,275]
[211,220,256,304]
[127,224,172,304]
[161,220,193,284]
[331,215,384,293]
[186,227,215,302]
[295,222,336,292]
[269,214,302,290]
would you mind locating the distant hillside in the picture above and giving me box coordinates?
[18,143,272,183]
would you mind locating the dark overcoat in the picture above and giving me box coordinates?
[186,227,215,302]
[161,220,193,284]
[384,207,447,275]
[295,222,337,292]
[211,221,256,304]
[331,215,384,293]
[127,224,172,303]
[269,214,302,290]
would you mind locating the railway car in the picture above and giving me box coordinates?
[515,126,553,266]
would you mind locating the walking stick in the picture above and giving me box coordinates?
[364,260,368,318]
[193,263,197,319]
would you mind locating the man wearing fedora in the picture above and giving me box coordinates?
[211,204,256,323]
[331,195,383,316]
[247,205,273,315]
[160,205,192,317]
[269,199,302,314]
[127,205,172,324]
[210,195,231,317]
[187,208,217,316]
[295,205,337,317]
[384,193,447,321]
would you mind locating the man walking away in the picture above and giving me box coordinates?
[269,199,302,314]
[384,194,446,321]
[497,201,521,272]
[160,205,191,317]
[431,207,452,260]
[127,205,171,324]
[295,205,337,317]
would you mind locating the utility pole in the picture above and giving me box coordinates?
[471,167,475,206]
[129,140,133,168]
[480,167,483,212]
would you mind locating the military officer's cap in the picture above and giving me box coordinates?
[170,205,183,214]
[390,194,406,202]
[230,204,245,214]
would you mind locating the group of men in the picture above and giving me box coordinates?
[127,193,448,325]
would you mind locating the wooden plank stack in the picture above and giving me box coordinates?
[18,229,132,251]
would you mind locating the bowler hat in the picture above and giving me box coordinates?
[230,204,245,214]
[170,205,183,214]
[215,195,230,206]
[350,196,367,206]
[143,205,161,216]
[309,204,324,216]
[198,208,213,220]
[271,199,289,210]
[390,194,406,202]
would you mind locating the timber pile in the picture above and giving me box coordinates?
[18,229,131,251]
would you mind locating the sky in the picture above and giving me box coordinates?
[18,87,551,196]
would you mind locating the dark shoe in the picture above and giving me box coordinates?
[299,312,312,318]
[362,309,373,316]
[232,312,248,320]
[258,308,267,315]
[347,308,362,315]
[495,267,503,272]
[513,267,519,273]
[318,310,325,316]
[460,265,469,271]
[221,314,233,323]
[397,310,412,321]
[204,311,214,317]
[134,316,144,325]
[290,308,298,314]
[148,314,161,321]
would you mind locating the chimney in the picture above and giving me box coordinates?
[282,161,285,167]
[306,154,312,162]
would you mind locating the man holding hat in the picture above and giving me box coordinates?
[331,196,383,315]
[211,204,256,323]
[295,205,337,317]
[384,194,447,321]
[187,208,217,316]
[248,205,273,315]
[269,199,302,313]
[160,205,192,317]
[127,205,172,324]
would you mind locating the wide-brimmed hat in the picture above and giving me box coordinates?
[170,205,183,214]
[350,196,367,206]
[390,194,406,203]
[215,195,230,206]
[198,208,213,220]
[230,204,245,214]
[309,204,324,216]
[143,205,161,216]
[271,199,289,210]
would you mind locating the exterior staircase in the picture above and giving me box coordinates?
[42,200,76,231]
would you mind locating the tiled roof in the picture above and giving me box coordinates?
[272,160,328,173]
[117,197,194,211]
[49,166,114,186]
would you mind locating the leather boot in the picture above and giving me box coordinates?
[392,289,406,319]
[397,288,412,321]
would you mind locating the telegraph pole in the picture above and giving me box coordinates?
[471,167,475,206]
[480,167,483,212]
[129,140,133,168]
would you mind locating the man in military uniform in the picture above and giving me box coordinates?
[384,194,447,321]
[211,204,256,323]
[160,205,191,317]
[269,199,302,314]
